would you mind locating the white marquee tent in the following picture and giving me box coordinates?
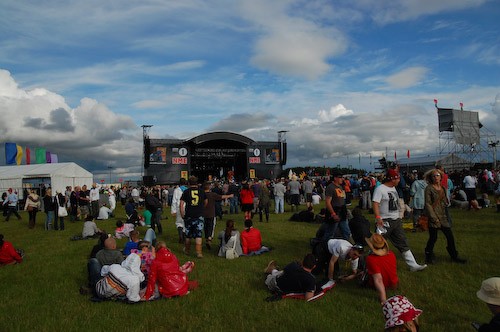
[0,162,93,198]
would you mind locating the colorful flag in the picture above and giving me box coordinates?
[50,153,58,163]
[26,147,31,164]
[35,148,46,164]
[5,142,18,165]
[46,151,51,163]
[407,150,410,159]
[15,145,23,165]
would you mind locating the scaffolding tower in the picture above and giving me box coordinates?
[437,104,497,167]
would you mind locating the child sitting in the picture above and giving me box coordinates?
[115,220,135,239]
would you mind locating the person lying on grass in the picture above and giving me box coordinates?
[264,254,317,301]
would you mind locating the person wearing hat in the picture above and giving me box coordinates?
[383,295,422,331]
[372,168,427,272]
[3,188,22,221]
[475,277,500,331]
[365,234,399,304]
[324,171,351,241]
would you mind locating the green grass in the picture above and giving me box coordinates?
[0,201,498,331]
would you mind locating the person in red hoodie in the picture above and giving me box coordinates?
[143,241,195,300]
[239,180,255,220]
[0,234,23,266]
[240,219,270,256]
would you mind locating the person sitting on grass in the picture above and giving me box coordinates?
[123,230,140,256]
[90,232,110,258]
[130,240,155,281]
[365,233,399,304]
[83,237,124,296]
[264,254,317,301]
[82,215,103,239]
[97,203,112,220]
[349,207,372,246]
[240,219,270,256]
[383,295,422,332]
[95,253,144,303]
[217,219,243,258]
[114,220,135,239]
[475,277,500,332]
[0,234,23,266]
[142,241,195,300]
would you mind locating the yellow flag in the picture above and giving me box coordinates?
[16,144,23,165]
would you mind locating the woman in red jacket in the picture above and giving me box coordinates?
[143,242,194,300]
[240,219,270,255]
[0,234,23,266]
[239,181,255,220]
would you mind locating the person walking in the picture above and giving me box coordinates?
[423,169,466,264]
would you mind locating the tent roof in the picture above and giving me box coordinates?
[0,162,93,180]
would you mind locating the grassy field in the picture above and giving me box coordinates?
[0,200,498,331]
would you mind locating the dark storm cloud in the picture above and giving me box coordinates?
[23,108,75,132]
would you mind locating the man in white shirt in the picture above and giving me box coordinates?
[89,183,100,218]
[322,239,363,289]
[373,168,426,272]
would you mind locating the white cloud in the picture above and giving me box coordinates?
[385,66,429,89]
[364,0,488,24]
[0,69,141,172]
[242,0,347,80]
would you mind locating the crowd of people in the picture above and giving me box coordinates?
[1,165,499,329]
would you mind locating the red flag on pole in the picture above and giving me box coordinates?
[394,151,397,161]
[407,150,410,159]
[26,147,31,164]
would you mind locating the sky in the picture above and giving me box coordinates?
[1,0,499,181]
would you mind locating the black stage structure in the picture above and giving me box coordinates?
[143,131,287,185]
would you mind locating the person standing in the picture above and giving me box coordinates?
[43,188,55,230]
[108,185,116,215]
[372,168,427,272]
[423,169,466,264]
[3,188,22,221]
[409,171,427,231]
[89,183,100,219]
[239,180,254,220]
[69,186,79,221]
[203,181,232,250]
[302,176,314,209]
[78,185,90,219]
[287,175,301,212]
[180,176,207,258]
[324,171,351,240]
[54,190,67,230]
[227,180,240,215]
[24,189,41,229]
[171,178,188,244]
[273,178,286,214]
[360,173,373,210]
[145,189,163,235]
[258,180,271,222]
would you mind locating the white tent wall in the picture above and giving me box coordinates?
[0,163,93,198]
